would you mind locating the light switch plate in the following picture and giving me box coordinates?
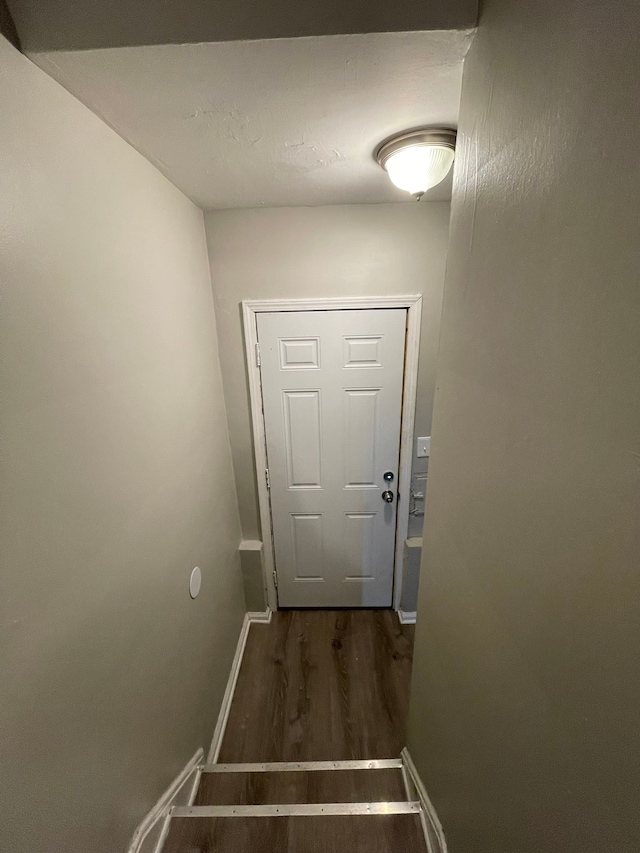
[417,436,431,458]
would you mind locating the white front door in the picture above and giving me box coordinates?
[257,309,406,607]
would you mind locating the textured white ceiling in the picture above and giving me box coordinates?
[31,31,472,209]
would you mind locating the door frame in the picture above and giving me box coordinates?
[242,295,423,613]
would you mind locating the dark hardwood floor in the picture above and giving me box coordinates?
[160,611,421,853]
[194,768,407,805]
[163,815,427,853]
[217,609,415,762]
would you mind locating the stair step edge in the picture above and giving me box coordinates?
[172,801,420,817]
[198,759,403,773]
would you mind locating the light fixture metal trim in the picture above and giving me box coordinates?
[375,127,457,170]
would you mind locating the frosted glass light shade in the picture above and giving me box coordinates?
[384,144,455,195]
[376,128,457,199]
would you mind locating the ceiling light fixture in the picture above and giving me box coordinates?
[376,127,457,200]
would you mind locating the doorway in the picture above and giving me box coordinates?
[243,296,422,612]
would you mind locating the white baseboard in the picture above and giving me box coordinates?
[401,748,448,853]
[127,608,272,853]
[246,608,272,624]
[398,610,417,625]
[206,609,272,763]
[126,747,202,853]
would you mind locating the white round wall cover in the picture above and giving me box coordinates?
[189,566,202,599]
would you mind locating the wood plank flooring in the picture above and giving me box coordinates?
[217,610,415,762]
[163,815,428,853]
[159,610,421,853]
[194,768,407,805]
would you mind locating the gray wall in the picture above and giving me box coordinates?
[6,0,477,51]
[0,0,20,47]
[407,0,640,851]
[205,203,450,531]
[206,204,450,611]
[0,36,246,853]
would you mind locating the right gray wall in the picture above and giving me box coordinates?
[407,0,640,850]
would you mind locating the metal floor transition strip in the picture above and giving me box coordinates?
[198,759,403,773]
[171,801,420,818]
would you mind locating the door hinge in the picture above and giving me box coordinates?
[272,570,278,588]
[255,342,261,367]
[265,468,271,490]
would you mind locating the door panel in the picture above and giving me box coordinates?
[291,514,324,579]
[344,512,377,578]
[344,388,380,487]
[280,337,320,369]
[283,391,322,488]
[257,309,406,607]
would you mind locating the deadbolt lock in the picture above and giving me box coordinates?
[383,471,394,482]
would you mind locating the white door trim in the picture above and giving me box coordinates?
[242,295,422,612]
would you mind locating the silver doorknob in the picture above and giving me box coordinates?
[383,471,394,482]
[382,490,394,503]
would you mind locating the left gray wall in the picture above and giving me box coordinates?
[0,35,246,853]
[0,0,20,48]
